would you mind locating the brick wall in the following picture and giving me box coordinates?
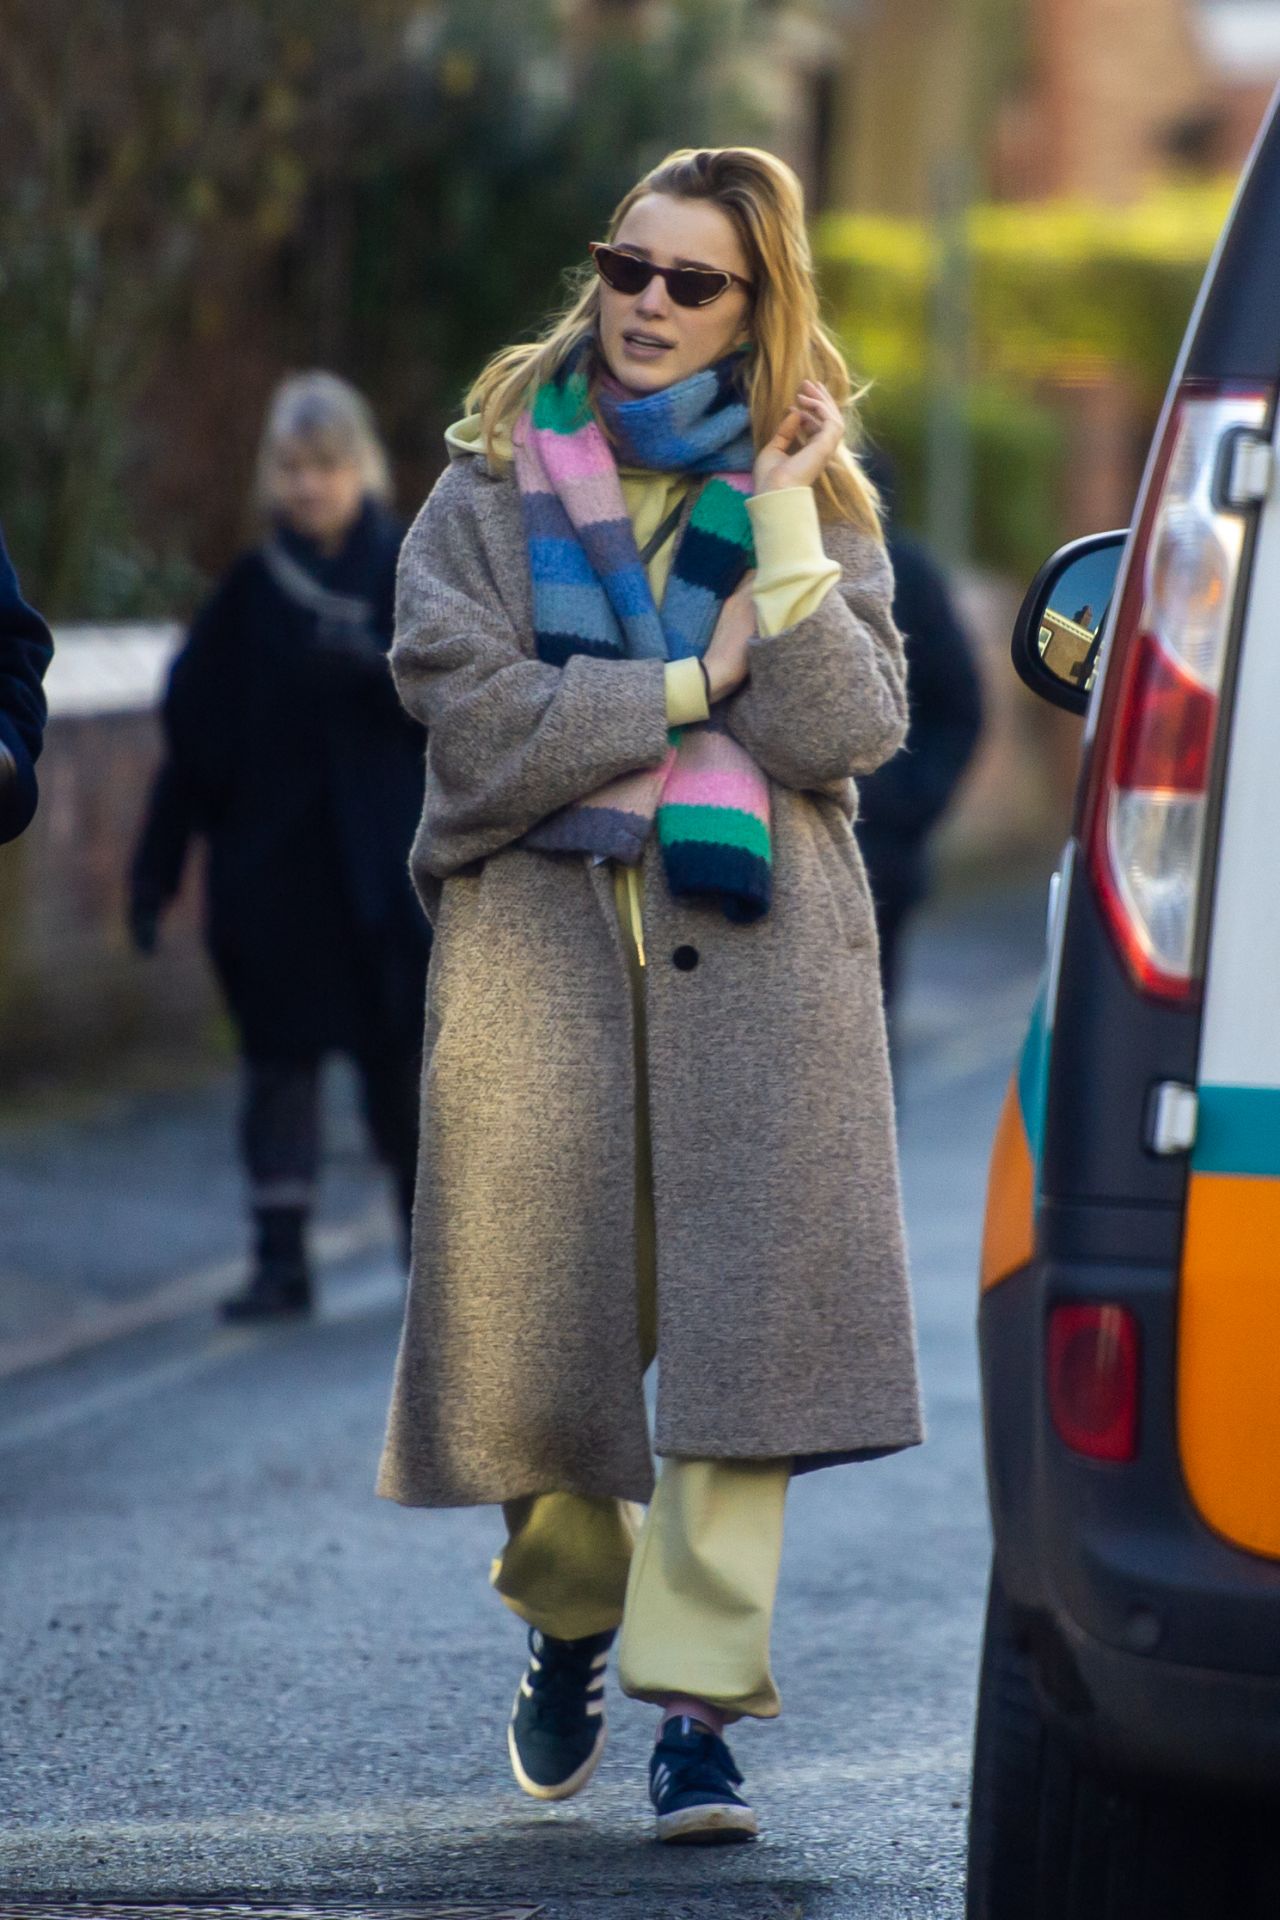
[0,633,223,1093]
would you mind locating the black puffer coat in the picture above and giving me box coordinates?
[131,500,429,1060]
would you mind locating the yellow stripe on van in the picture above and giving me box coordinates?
[1179,1168,1280,1559]
[980,1071,1036,1291]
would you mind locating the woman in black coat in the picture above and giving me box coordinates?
[130,372,430,1319]
[0,520,53,845]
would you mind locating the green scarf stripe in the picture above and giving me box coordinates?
[691,478,754,550]
[532,371,591,435]
[657,804,772,861]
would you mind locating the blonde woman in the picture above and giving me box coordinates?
[379,148,922,1842]
[130,373,430,1319]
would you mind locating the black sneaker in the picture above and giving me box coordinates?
[649,1716,759,1844]
[508,1627,614,1801]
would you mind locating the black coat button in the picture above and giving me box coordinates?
[672,945,700,971]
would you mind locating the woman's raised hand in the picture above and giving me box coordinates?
[752,380,845,495]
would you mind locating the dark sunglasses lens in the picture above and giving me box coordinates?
[594,247,650,294]
[667,268,731,307]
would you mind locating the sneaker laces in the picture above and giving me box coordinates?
[524,1630,606,1734]
[656,1720,745,1793]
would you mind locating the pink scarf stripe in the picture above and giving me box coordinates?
[661,763,771,816]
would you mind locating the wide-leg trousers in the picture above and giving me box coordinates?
[489,867,791,1721]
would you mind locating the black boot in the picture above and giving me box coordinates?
[220,1206,313,1322]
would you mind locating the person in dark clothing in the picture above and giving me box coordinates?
[856,465,984,1023]
[0,521,53,845]
[130,372,430,1320]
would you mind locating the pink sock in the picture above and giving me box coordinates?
[659,1695,726,1740]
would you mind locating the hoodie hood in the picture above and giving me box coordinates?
[444,412,513,467]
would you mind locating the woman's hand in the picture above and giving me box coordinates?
[702,577,756,703]
[752,380,845,495]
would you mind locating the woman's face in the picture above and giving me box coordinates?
[269,437,365,546]
[596,193,753,395]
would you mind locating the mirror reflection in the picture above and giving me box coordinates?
[1036,544,1123,697]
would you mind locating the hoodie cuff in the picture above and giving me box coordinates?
[664,656,711,727]
[747,486,843,638]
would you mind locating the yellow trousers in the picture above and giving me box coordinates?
[489,866,790,1721]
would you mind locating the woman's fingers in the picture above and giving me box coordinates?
[755,383,845,491]
[765,405,806,453]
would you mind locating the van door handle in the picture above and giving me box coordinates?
[1146,1081,1198,1155]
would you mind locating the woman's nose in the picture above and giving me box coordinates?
[634,272,671,318]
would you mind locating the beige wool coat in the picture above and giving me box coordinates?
[377,444,924,1509]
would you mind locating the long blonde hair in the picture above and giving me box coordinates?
[467,147,880,534]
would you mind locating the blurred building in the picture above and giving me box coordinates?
[996,0,1280,200]
[821,0,1280,218]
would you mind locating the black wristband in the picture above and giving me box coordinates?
[698,658,712,707]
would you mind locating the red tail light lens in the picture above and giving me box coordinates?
[1047,1304,1140,1462]
[1081,384,1272,1001]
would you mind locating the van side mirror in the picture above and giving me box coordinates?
[1011,530,1127,716]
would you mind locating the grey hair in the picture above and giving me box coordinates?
[254,370,392,511]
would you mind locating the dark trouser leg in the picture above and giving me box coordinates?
[222,1058,321,1320]
[874,896,912,1079]
[240,1057,323,1212]
[354,1047,421,1263]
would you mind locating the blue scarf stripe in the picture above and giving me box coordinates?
[574,518,647,576]
[598,364,756,474]
[607,566,665,622]
[659,577,724,658]
[528,537,604,587]
[534,586,624,649]
[523,493,582,539]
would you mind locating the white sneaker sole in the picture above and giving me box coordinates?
[655,1801,759,1844]
[507,1708,607,1802]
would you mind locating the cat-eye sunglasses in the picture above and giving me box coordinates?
[589,241,754,309]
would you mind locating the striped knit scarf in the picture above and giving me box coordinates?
[514,344,772,922]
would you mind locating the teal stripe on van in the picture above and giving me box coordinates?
[1017,980,1050,1176]
[1192,1084,1280,1177]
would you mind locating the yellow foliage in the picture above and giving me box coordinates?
[815,178,1238,397]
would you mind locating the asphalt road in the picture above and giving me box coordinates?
[0,877,1048,1920]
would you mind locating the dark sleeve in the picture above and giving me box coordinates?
[162,565,248,813]
[0,524,54,844]
[856,535,984,842]
[129,757,199,907]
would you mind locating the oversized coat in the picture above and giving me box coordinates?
[377,445,924,1509]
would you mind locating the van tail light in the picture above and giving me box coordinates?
[1080,383,1273,1002]
[1048,1304,1140,1462]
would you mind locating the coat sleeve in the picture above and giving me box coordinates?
[0,523,53,845]
[391,460,673,874]
[162,565,248,819]
[723,518,908,790]
[129,756,199,908]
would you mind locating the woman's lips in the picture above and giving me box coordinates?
[622,332,674,361]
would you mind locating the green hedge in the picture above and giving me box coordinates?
[818,180,1234,573]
